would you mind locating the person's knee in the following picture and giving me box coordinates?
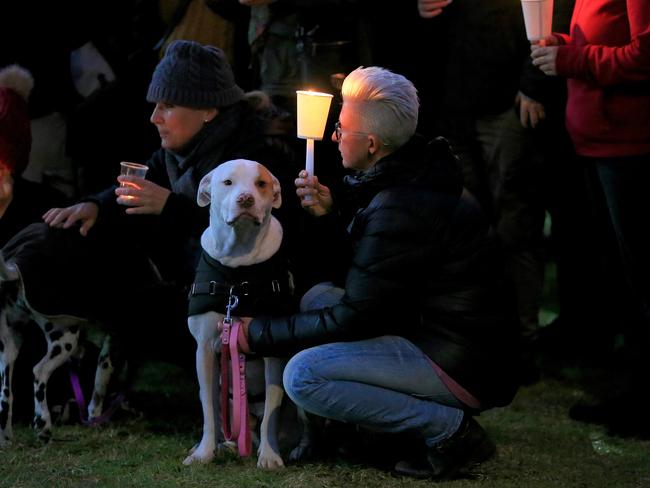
[283,348,318,406]
[299,282,345,312]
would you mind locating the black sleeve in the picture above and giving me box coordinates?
[247,194,426,356]
[519,56,567,107]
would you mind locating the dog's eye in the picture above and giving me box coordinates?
[223,179,232,186]
[256,180,267,188]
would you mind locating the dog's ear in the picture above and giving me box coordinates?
[197,170,214,207]
[272,174,282,209]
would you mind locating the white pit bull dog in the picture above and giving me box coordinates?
[184,159,308,469]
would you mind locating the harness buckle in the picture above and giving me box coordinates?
[237,281,250,296]
[188,280,220,297]
[271,280,281,293]
[208,281,218,295]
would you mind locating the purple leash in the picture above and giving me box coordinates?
[68,364,125,426]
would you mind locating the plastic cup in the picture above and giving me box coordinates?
[119,162,148,201]
[120,162,148,187]
[521,0,554,41]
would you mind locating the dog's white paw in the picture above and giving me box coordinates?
[183,448,215,465]
[257,449,285,469]
[183,441,236,465]
[186,442,199,456]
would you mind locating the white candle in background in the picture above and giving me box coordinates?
[521,0,554,41]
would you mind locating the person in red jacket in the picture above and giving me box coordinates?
[532,0,650,438]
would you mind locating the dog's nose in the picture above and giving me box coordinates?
[236,192,255,208]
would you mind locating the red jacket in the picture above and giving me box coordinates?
[555,0,650,157]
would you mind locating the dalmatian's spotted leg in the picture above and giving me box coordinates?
[0,309,22,447]
[87,335,114,421]
[32,320,80,442]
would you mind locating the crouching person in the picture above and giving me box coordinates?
[233,66,521,480]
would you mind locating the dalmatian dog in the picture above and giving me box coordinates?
[184,159,310,469]
[0,247,116,446]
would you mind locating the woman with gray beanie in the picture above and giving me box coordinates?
[32,40,302,362]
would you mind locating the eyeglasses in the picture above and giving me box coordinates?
[334,120,371,142]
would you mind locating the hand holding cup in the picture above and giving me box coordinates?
[115,162,171,215]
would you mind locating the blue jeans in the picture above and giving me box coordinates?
[285,284,464,446]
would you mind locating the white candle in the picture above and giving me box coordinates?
[296,90,333,177]
[306,139,315,176]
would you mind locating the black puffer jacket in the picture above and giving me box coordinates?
[248,136,520,409]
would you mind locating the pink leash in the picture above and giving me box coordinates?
[220,317,252,457]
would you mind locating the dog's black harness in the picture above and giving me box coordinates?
[188,249,294,317]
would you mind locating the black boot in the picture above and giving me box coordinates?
[394,415,496,480]
[570,393,650,440]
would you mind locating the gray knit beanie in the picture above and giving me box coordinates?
[147,40,244,108]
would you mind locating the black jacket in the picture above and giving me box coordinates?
[0,178,70,248]
[248,136,520,409]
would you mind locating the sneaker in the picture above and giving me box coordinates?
[394,415,496,480]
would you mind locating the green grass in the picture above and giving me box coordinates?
[2,360,649,488]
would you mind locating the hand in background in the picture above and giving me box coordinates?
[418,0,453,18]
[43,202,99,236]
[516,91,546,128]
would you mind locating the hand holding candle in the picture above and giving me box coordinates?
[294,169,333,217]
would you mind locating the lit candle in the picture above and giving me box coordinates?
[296,90,333,177]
